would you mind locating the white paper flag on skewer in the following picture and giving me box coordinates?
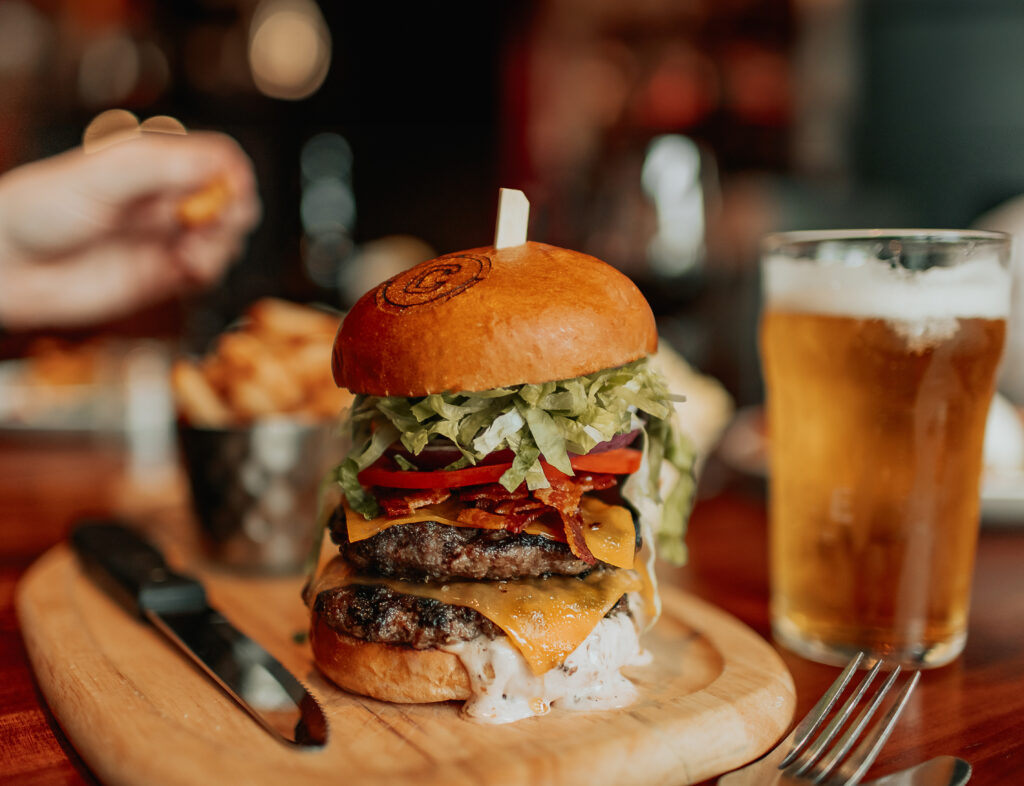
[493,188,530,249]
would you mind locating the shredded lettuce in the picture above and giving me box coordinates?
[628,413,696,565]
[334,357,695,563]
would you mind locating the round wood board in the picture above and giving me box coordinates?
[17,544,794,786]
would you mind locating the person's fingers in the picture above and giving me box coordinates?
[0,132,259,257]
[117,188,254,288]
[122,180,259,238]
[78,131,254,205]
[170,228,242,287]
[0,241,187,330]
[103,131,261,238]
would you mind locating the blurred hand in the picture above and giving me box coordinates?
[0,132,260,330]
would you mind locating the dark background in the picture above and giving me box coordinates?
[4,0,1024,404]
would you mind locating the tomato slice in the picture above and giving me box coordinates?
[568,448,642,475]
[358,448,642,489]
[359,462,508,489]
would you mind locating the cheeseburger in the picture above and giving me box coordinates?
[308,241,693,723]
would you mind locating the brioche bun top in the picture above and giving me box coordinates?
[333,241,657,396]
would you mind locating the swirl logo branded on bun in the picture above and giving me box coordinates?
[376,254,492,313]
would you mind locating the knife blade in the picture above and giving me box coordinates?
[863,756,972,786]
[719,752,971,786]
[70,520,328,748]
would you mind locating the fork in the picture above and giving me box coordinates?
[719,652,921,785]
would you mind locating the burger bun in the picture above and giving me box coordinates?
[334,242,657,396]
[310,612,471,703]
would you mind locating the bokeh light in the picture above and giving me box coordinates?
[300,133,355,288]
[641,134,707,277]
[0,1,50,76]
[78,32,141,107]
[248,0,331,100]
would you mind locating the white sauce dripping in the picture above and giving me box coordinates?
[441,594,651,724]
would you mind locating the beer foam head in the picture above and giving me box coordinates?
[763,254,1011,320]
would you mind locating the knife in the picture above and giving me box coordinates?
[864,756,972,786]
[71,520,328,748]
[719,754,970,786]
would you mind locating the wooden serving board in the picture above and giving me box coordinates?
[17,544,794,786]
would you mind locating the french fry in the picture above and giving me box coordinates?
[226,378,281,420]
[307,386,354,419]
[248,354,306,412]
[198,354,234,397]
[172,299,348,426]
[171,360,233,427]
[177,175,231,227]
[283,340,334,388]
[247,298,340,338]
[215,331,264,372]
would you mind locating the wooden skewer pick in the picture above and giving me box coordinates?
[493,188,530,249]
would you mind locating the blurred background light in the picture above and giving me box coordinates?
[0,0,50,76]
[633,45,719,130]
[340,236,435,305]
[133,41,171,105]
[642,135,707,277]
[185,22,251,94]
[301,132,353,184]
[300,177,355,235]
[302,231,354,290]
[300,132,355,290]
[249,0,331,100]
[78,32,141,107]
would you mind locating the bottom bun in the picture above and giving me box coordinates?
[310,612,472,703]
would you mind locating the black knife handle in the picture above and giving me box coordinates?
[71,521,208,617]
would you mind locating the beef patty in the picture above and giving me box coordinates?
[315,581,631,649]
[330,506,611,581]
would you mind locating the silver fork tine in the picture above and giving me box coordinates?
[832,670,921,785]
[779,652,865,768]
[789,659,885,776]
[807,666,902,782]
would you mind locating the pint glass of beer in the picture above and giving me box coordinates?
[760,230,1010,667]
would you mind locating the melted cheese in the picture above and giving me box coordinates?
[343,496,637,569]
[313,557,641,675]
[577,498,636,569]
[634,541,659,624]
[442,606,650,723]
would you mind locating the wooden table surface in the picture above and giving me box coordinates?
[2,435,1023,785]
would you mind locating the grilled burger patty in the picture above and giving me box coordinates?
[329,507,601,581]
[314,582,631,649]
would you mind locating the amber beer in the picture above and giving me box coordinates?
[760,231,1010,667]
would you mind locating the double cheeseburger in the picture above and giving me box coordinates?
[307,241,693,723]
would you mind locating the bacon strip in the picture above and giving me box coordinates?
[503,506,549,533]
[571,472,617,493]
[462,498,548,532]
[456,483,528,502]
[378,487,451,517]
[560,508,596,564]
[492,500,545,516]
[535,476,598,564]
[456,507,511,528]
